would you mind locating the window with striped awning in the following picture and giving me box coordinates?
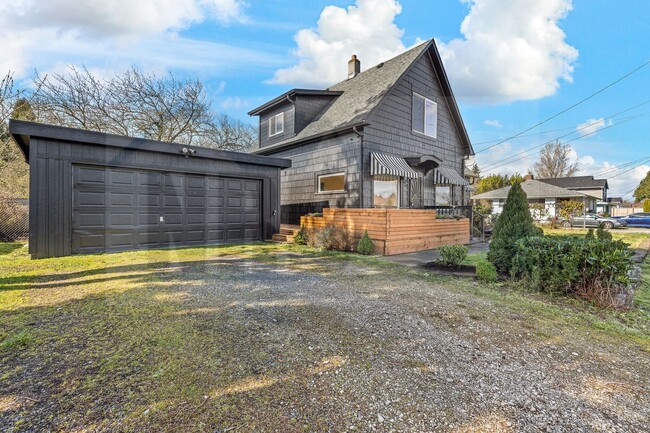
[370,152,420,179]
[433,166,469,186]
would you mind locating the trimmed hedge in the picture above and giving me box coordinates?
[511,235,634,308]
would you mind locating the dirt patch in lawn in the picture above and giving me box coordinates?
[1,243,649,432]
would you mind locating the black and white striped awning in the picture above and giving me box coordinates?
[370,152,420,179]
[433,166,469,186]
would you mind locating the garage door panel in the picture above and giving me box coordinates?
[110,170,135,186]
[164,195,183,207]
[76,166,105,185]
[164,174,184,188]
[73,166,261,254]
[139,194,159,207]
[138,172,160,187]
[76,212,105,227]
[109,192,134,207]
[76,190,105,207]
[109,213,134,227]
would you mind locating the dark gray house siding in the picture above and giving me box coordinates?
[249,40,473,223]
[265,132,361,205]
[361,51,466,207]
[11,120,290,259]
[293,96,337,133]
[259,102,296,148]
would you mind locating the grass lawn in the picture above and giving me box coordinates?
[1,240,649,431]
[541,227,650,248]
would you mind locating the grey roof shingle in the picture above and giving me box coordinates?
[471,180,588,200]
[253,40,473,155]
[538,176,608,189]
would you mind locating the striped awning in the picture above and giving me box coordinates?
[370,152,420,179]
[433,166,469,186]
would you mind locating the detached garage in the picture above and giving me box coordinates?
[10,120,291,259]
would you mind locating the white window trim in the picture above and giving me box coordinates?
[373,178,401,209]
[268,112,284,137]
[412,92,437,139]
[317,172,346,194]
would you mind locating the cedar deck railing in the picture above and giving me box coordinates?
[300,208,470,255]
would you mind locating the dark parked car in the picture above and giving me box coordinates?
[613,212,650,227]
[563,213,624,229]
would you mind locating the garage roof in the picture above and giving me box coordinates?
[10,120,291,169]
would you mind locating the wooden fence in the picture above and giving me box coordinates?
[300,208,469,255]
[610,207,643,217]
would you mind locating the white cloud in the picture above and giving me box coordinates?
[270,0,408,87]
[219,97,249,109]
[576,117,610,137]
[437,0,578,103]
[0,0,251,77]
[483,119,502,128]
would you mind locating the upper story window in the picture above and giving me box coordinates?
[412,93,437,139]
[269,112,284,137]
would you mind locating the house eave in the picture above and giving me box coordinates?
[252,121,368,155]
[247,89,343,116]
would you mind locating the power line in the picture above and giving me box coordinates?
[607,158,650,180]
[475,60,650,154]
[587,155,650,177]
[480,114,641,173]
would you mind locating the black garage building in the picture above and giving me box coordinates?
[10,120,291,259]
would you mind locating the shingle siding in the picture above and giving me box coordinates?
[266,133,361,208]
[294,96,336,133]
[259,101,296,148]
[362,52,467,206]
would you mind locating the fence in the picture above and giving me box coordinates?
[610,207,643,217]
[0,196,29,242]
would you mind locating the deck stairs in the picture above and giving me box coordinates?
[268,224,300,243]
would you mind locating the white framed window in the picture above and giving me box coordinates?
[317,172,346,193]
[434,185,451,206]
[269,112,284,137]
[373,179,399,208]
[412,93,437,138]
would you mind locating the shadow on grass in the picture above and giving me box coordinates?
[0,243,23,256]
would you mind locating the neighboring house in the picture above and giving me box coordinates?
[537,175,608,212]
[471,179,588,219]
[248,40,474,224]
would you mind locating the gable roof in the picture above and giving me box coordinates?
[538,176,608,190]
[471,180,588,200]
[253,40,473,156]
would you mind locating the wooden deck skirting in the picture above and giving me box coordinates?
[300,208,470,255]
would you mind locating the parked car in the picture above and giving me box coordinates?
[562,213,624,229]
[613,212,650,227]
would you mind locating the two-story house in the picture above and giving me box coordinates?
[248,40,474,224]
[538,175,609,212]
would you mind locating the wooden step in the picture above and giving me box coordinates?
[280,227,300,235]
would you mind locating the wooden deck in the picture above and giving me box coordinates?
[300,208,469,255]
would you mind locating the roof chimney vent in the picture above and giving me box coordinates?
[348,54,360,79]
[524,174,534,182]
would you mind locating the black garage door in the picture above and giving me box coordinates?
[72,165,261,254]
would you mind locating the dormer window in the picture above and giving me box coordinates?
[412,93,437,139]
[269,113,284,137]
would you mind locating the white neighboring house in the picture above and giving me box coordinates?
[471,179,588,220]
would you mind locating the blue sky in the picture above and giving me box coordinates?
[1,0,649,199]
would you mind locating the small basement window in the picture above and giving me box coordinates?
[412,93,437,138]
[269,113,284,137]
[317,172,345,193]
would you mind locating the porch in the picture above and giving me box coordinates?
[298,208,470,255]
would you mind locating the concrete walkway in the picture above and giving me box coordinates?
[382,241,489,267]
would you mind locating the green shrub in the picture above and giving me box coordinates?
[585,228,595,240]
[294,226,306,245]
[596,224,613,242]
[475,260,498,282]
[511,235,634,308]
[644,200,650,213]
[356,230,374,255]
[437,244,468,267]
[487,182,542,273]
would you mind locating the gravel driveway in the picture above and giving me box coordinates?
[2,247,649,432]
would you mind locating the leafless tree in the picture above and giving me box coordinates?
[533,140,579,178]
[31,66,257,150]
[0,72,30,197]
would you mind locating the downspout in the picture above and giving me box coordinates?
[353,125,364,208]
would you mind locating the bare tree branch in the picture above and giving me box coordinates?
[533,140,579,178]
